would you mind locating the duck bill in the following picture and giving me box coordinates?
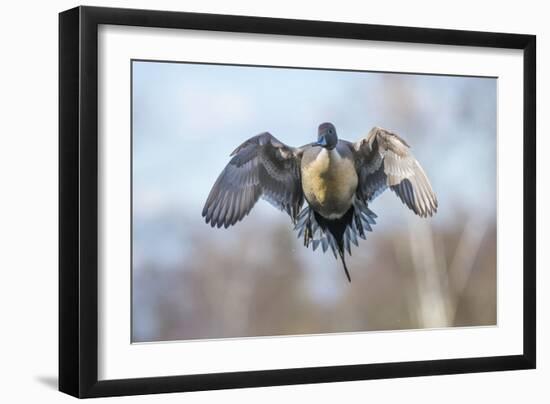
[315,136,328,147]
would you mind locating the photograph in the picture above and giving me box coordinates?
[131,60,497,343]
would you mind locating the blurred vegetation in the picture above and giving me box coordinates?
[132,212,496,342]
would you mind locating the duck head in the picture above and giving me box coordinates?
[316,122,338,150]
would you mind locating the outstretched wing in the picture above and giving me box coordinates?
[202,132,304,228]
[352,127,438,217]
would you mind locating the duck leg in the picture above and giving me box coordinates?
[303,210,313,247]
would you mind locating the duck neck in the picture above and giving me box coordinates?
[321,146,339,161]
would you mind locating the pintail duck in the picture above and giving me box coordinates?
[203,123,437,282]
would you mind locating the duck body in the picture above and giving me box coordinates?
[301,142,358,220]
[202,122,438,282]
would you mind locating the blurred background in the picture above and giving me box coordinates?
[131,60,496,342]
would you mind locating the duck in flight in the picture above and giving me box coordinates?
[202,123,437,282]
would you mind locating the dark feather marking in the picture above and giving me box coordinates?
[313,208,355,282]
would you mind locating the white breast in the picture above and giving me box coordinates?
[301,148,358,218]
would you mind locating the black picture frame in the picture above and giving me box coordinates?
[59,5,536,398]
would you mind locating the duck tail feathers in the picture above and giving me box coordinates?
[337,244,351,282]
[294,203,377,282]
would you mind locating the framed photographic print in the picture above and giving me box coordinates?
[59,6,536,398]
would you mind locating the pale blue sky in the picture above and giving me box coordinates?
[132,60,496,271]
